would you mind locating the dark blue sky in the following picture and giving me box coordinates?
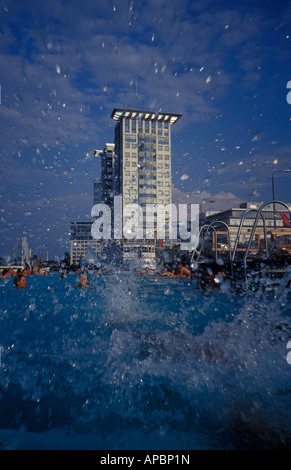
[0,0,291,258]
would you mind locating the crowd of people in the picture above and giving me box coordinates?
[0,266,50,289]
[157,265,191,278]
[0,264,227,291]
[155,265,227,289]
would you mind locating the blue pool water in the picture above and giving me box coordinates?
[0,270,291,449]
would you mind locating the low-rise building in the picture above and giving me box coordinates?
[70,222,102,266]
[202,201,291,257]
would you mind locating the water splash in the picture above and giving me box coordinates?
[0,270,290,449]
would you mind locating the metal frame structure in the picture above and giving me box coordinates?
[190,225,212,264]
[243,200,291,283]
[191,221,232,267]
[190,200,291,286]
[231,208,267,262]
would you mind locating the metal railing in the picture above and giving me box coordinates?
[190,225,212,264]
[190,200,291,286]
[231,208,267,262]
[243,200,291,282]
[191,221,232,271]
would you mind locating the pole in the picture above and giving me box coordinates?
[272,169,291,230]
[272,172,276,229]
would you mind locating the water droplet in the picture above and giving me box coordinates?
[180,174,189,181]
[251,131,262,142]
[56,64,61,74]
[206,75,211,84]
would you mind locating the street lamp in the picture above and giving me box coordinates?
[272,169,291,229]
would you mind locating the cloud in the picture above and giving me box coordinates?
[0,190,93,257]
[1,0,290,257]
[1,0,278,155]
[172,185,245,212]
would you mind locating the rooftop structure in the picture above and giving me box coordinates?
[111,108,182,125]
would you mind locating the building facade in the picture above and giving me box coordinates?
[203,201,291,257]
[93,180,102,205]
[111,108,181,208]
[110,108,182,265]
[94,142,115,208]
[70,108,182,266]
[70,222,102,266]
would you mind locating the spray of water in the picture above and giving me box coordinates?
[0,268,290,449]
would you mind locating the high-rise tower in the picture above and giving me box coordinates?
[111,108,181,210]
[94,143,115,208]
[110,108,182,266]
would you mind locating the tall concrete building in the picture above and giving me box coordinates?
[109,108,182,266]
[94,142,115,208]
[93,180,102,205]
[71,108,182,266]
[70,144,115,265]
[111,108,181,207]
